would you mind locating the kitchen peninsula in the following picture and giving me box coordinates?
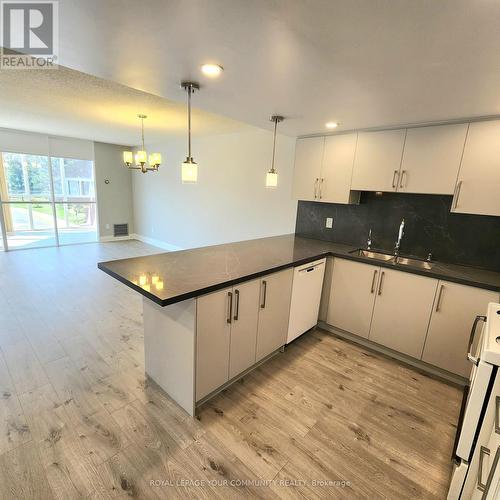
[98,234,500,416]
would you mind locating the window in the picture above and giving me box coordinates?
[0,153,97,250]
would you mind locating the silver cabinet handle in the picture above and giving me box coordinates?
[482,446,500,497]
[227,291,232,324]
[453,180,463,209]
[370,270,378,294]
[314,178,319,199]
[435,284,444,312]
[319,178,324,199]
[392,170,399,189]
[260,280,267,309]
[377,271,385,296]
[478,446,490,492]
[467,315,487,365]
[496,396,500,435]
[233,289,239,321]
[399,170,407,188]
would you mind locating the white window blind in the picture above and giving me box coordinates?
[0,129,49,155]
[49,136,94,161]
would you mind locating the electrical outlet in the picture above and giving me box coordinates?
[326,217,333,229]
[105,223,110,230]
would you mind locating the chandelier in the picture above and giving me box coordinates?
[123,114,161,173]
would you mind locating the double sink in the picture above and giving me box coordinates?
[349,248,434,270]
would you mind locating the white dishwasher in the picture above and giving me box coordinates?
[287,258,326,344]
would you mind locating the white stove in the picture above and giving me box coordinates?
[448,302,500,499]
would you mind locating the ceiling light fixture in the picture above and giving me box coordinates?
[325,121,339,129]
[123,115,161,173]
[266,115,284,189]
[201,63,223,77]
[181,81,200,184]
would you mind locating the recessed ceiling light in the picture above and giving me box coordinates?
[325,122,339,129]
[201,63,223,77]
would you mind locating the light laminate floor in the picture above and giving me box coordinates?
[0,241,462,499]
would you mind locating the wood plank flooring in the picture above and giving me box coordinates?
[0,240,462,499]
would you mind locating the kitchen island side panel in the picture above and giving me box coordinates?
[143,297,196,416]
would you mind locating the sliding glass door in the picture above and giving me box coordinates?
[51,157,97,245]
[0,152,97,250]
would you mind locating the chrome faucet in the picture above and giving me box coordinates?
[394,218,405,256]
[367,229,372,250]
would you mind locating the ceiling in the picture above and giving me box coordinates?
[0,66,252,145]
[53,0,500,137]
[2,0,500,142]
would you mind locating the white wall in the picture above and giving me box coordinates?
[94,142,134,239]
[132,128,297,250]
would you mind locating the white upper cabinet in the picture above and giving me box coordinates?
[320,134,360,204]
[452,120,500,216]
[292,137,324,201]
[399,124,468,195]
[351,129,406,192]
[292,135,359,204]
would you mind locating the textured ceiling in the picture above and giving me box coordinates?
[0,66,253,145]
[54,0,500,136]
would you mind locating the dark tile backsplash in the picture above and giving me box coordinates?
[295,193,500,272]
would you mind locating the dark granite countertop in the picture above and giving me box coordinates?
[98,234,500,306]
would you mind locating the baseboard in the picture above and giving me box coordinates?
[318,321,468,387]
[99,235,132,242]
[131,233,184,251]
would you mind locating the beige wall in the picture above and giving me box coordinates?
[94,142,134,238]
[132,128,297,250]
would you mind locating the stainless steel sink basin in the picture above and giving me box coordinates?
[395,256,434,270]
[349,249,395,262]
[350,248,434,270]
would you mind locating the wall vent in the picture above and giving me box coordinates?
[113,223,129,237]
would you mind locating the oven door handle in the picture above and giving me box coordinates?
[452,384,470,460]
[467,315,487,366]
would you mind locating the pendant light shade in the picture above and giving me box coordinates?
[181,81,200,184]
[182,158,198,184]
[266,115,284,188]
[266,171,278,188]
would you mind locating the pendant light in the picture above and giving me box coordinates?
[266,115,284,188]
[123,115,161,173]
[181,81,200,183]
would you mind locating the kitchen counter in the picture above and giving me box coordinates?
[98,234,500,306]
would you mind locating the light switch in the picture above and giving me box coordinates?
[326,217,333,229]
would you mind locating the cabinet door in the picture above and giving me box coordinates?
[229,279,260,379]
[326,258,379,339]
[453,120,500,216]
[399,124,467,195]
[196,287,231,400]
[292,137,324,201]
[255,269,293,362]
[319,133,359,204]
[351,129,406,192]
[422,282,498,377]
[369,269,438,358]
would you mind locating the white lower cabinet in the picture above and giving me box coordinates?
[368,269,438,358]
[196,287,232,401]
[229,279,260,379]
[325,257,498,377]
[196,269,293,401]
[422,282,499,378]
[255,269,293,361]
[327,258,379,339]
